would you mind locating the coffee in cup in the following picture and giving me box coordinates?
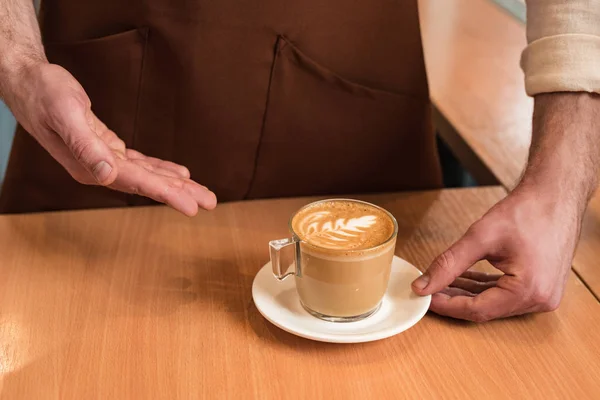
[269,199,398,322]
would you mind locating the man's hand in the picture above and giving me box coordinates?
[413,92,600,322]
[1,0,216,216]
[411,185,579,321]
[3,62,217,216]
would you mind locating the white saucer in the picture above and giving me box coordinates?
[252,256,431,343]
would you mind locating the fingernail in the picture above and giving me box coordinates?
[93,161,113,183]
[412,274,430,291]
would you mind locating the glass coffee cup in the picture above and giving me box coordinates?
[269,199,398,322]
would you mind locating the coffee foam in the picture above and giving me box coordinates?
[292,200,395,252]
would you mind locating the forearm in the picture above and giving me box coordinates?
[520,93,600,212]
[0,0,46,101]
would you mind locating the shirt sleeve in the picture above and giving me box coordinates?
[521,0,600,96]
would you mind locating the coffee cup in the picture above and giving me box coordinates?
[269,199,398,322]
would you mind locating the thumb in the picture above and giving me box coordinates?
[412,225,489,295]
[57,101,118,185]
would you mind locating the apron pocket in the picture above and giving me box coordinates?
[247,36,439,199]
[44,28,148,147]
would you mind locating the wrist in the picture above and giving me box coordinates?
[520,92,600,212]
[0,48,47,104]
[517,168,593,215]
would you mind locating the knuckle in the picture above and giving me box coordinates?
[466,221,494,246]
[468,297,493,322]
[546,298,560,312]
[538,296,560,312]
[138,161,154,172]
[528,285,553,308]
[466,222,483,237]
[53,92,83,114]
[157,186,170,203]
[69,137,96,164]
[470,310,491,323]
[168,179,185,190]
[90,113,109,134]
[155,186,177,206]
[74,91,92,109]
[127,185,140,196]
[433,249,455,274]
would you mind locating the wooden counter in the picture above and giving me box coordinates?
[1,187,599,398]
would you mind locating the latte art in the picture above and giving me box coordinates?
[297,211,378,248]
[292,200,395,250]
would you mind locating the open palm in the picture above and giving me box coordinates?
[7,63,216,216]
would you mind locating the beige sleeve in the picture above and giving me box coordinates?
[521,0,600,96]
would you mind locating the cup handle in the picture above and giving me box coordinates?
[269,238,298,281]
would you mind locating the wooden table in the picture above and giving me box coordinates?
[419,0,600,300]
[1,188,599,399]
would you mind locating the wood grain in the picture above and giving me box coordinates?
[420,0,600,300]
[1,187,599,399]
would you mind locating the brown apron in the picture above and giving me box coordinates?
[0,0,442,214]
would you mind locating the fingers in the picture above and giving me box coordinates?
[51,97,118,185]
[450,276,498,294]
[441,287,476,297]
[430,281,521,322]
[126,149,191,178]
[412,224,491,296]
[130,158,182,179]
[460,270,503,282]
[89,114,126,155]
[110,159,217,216]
